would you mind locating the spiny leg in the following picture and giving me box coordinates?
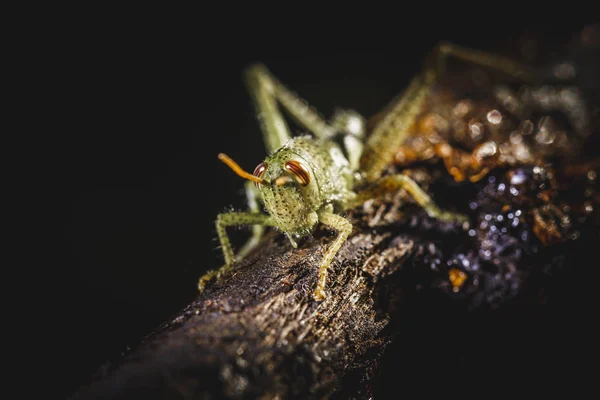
[313,208,353,301]
[348,174,469,225]
[245,63,337,154]
[236,181,266,260]
[360,41,538,182]
[198,211,275,292]
[426,41,537,83]
[360,75,435,182]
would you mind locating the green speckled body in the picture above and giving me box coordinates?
[259,135,356,237]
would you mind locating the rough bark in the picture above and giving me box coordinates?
[69,183,463,399]
[69,156,598,399]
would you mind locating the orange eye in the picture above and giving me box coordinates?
[253,162,267,186]
[285,160,310,186]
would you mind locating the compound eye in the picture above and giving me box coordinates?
[284,160,310,186]
[253,162,267,187]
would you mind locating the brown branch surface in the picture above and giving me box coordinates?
[70,186,457,399]
[70,156,599,399]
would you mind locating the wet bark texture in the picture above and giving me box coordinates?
[70,189,465,399]
[71,26,600,400]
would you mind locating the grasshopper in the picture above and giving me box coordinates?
[199,42,537,301]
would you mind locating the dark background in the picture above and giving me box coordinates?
[31,14,596,399]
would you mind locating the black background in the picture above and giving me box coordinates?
[27,12,596,399]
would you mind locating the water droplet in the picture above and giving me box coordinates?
[509,131,523,144]
[536,129,556,145]
[521,231,528,241]
[468,120,484,141]
[487,109,503,124]
[535,116,557,145]
[520,120,534,135]
[584,202,594,213]
[453,100,473,118]
[474,142,498,162]
[509,169,527,185]
[413,137,427,151]
[514,143,532,162]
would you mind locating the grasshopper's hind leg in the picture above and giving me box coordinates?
[349,174,469,225]
[361,42,538,182]
[245,63,369,172]
[198,210,276,292]
[244,64,338,154]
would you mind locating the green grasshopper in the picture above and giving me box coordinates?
[199,42,537,301]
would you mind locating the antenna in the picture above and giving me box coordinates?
[218,153,267,185]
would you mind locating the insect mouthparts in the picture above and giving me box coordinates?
[274,175,293,186]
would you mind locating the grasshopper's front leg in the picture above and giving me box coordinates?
[313,206,353,301]
[198,211,276,292]
[236,181,266,260]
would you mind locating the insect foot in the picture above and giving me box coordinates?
[313,262,329,301]
[312,256,335,301]
[313,286,327,302]
[197,263,233,293]
[197,272,214,293]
